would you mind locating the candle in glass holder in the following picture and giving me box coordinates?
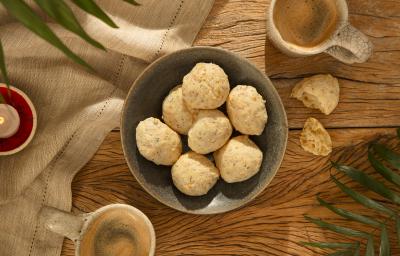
[0,104,20,139]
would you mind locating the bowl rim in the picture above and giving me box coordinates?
[121,46,288,214]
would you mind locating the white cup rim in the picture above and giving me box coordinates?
[267,0,349,55]
[75,204,156,256]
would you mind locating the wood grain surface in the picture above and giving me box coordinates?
[195,0,400,129]
[62,0,400,255]
[63,129,400,255]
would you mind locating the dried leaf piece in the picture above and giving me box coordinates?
[300,117,332,156]
[291,74,340,115]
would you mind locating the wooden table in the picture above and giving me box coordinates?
[63,0,400,255]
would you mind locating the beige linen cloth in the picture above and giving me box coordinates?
[0,1,214,255]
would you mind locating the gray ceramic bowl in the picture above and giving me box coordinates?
[121,47,288,214]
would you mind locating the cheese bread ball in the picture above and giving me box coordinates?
[227,85,268,135]
[172,152,220,196]
[162,86,197,135]
[182,63,230,109]
[188,110,232,154]
[300,117,332,156]
[136,117,182,166]
[291,74,340,115]
[214,135,263,183]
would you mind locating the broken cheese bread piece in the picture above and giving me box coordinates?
[300,117,332,156]
[291,74,339,115]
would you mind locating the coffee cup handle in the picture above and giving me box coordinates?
[40,206,86,242]
[325,24,373,64]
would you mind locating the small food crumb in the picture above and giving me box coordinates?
[300,117,332,156]
[291,74,340,115]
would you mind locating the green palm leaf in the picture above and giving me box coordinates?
[396,217,400,247]
[366,237,374,256]
[317,197,381,227]
[379,225,390,256]
[34,0,106,50]
[332,162,400,205]
[371,143,400,170]
[354,244,360,256]
[0,41,10,86]
[331,176,395,216]
[305,133,400,256]
[369,148,400,187]
[301,242,357,249]
[123,0,141,5]
[304,215,370,238]
[327,251,353,256]
[0,0,92,70]
[0,0,139,76]
[71,0,118,28]
[0,40,9,103]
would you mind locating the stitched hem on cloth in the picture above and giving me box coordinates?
[27,0,187,253]
[28,54,127,256]
[154,0,185,59]
[26,0,217,253]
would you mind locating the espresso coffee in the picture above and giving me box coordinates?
[79,208,152,256]
[273,0,339,47]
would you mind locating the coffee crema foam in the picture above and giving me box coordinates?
[273,0,339,47]
[79,208,151,256]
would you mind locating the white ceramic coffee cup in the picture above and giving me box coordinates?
[267,0,373,64]
[40,204,156,256]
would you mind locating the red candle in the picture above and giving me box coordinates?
[0,85,36,155]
